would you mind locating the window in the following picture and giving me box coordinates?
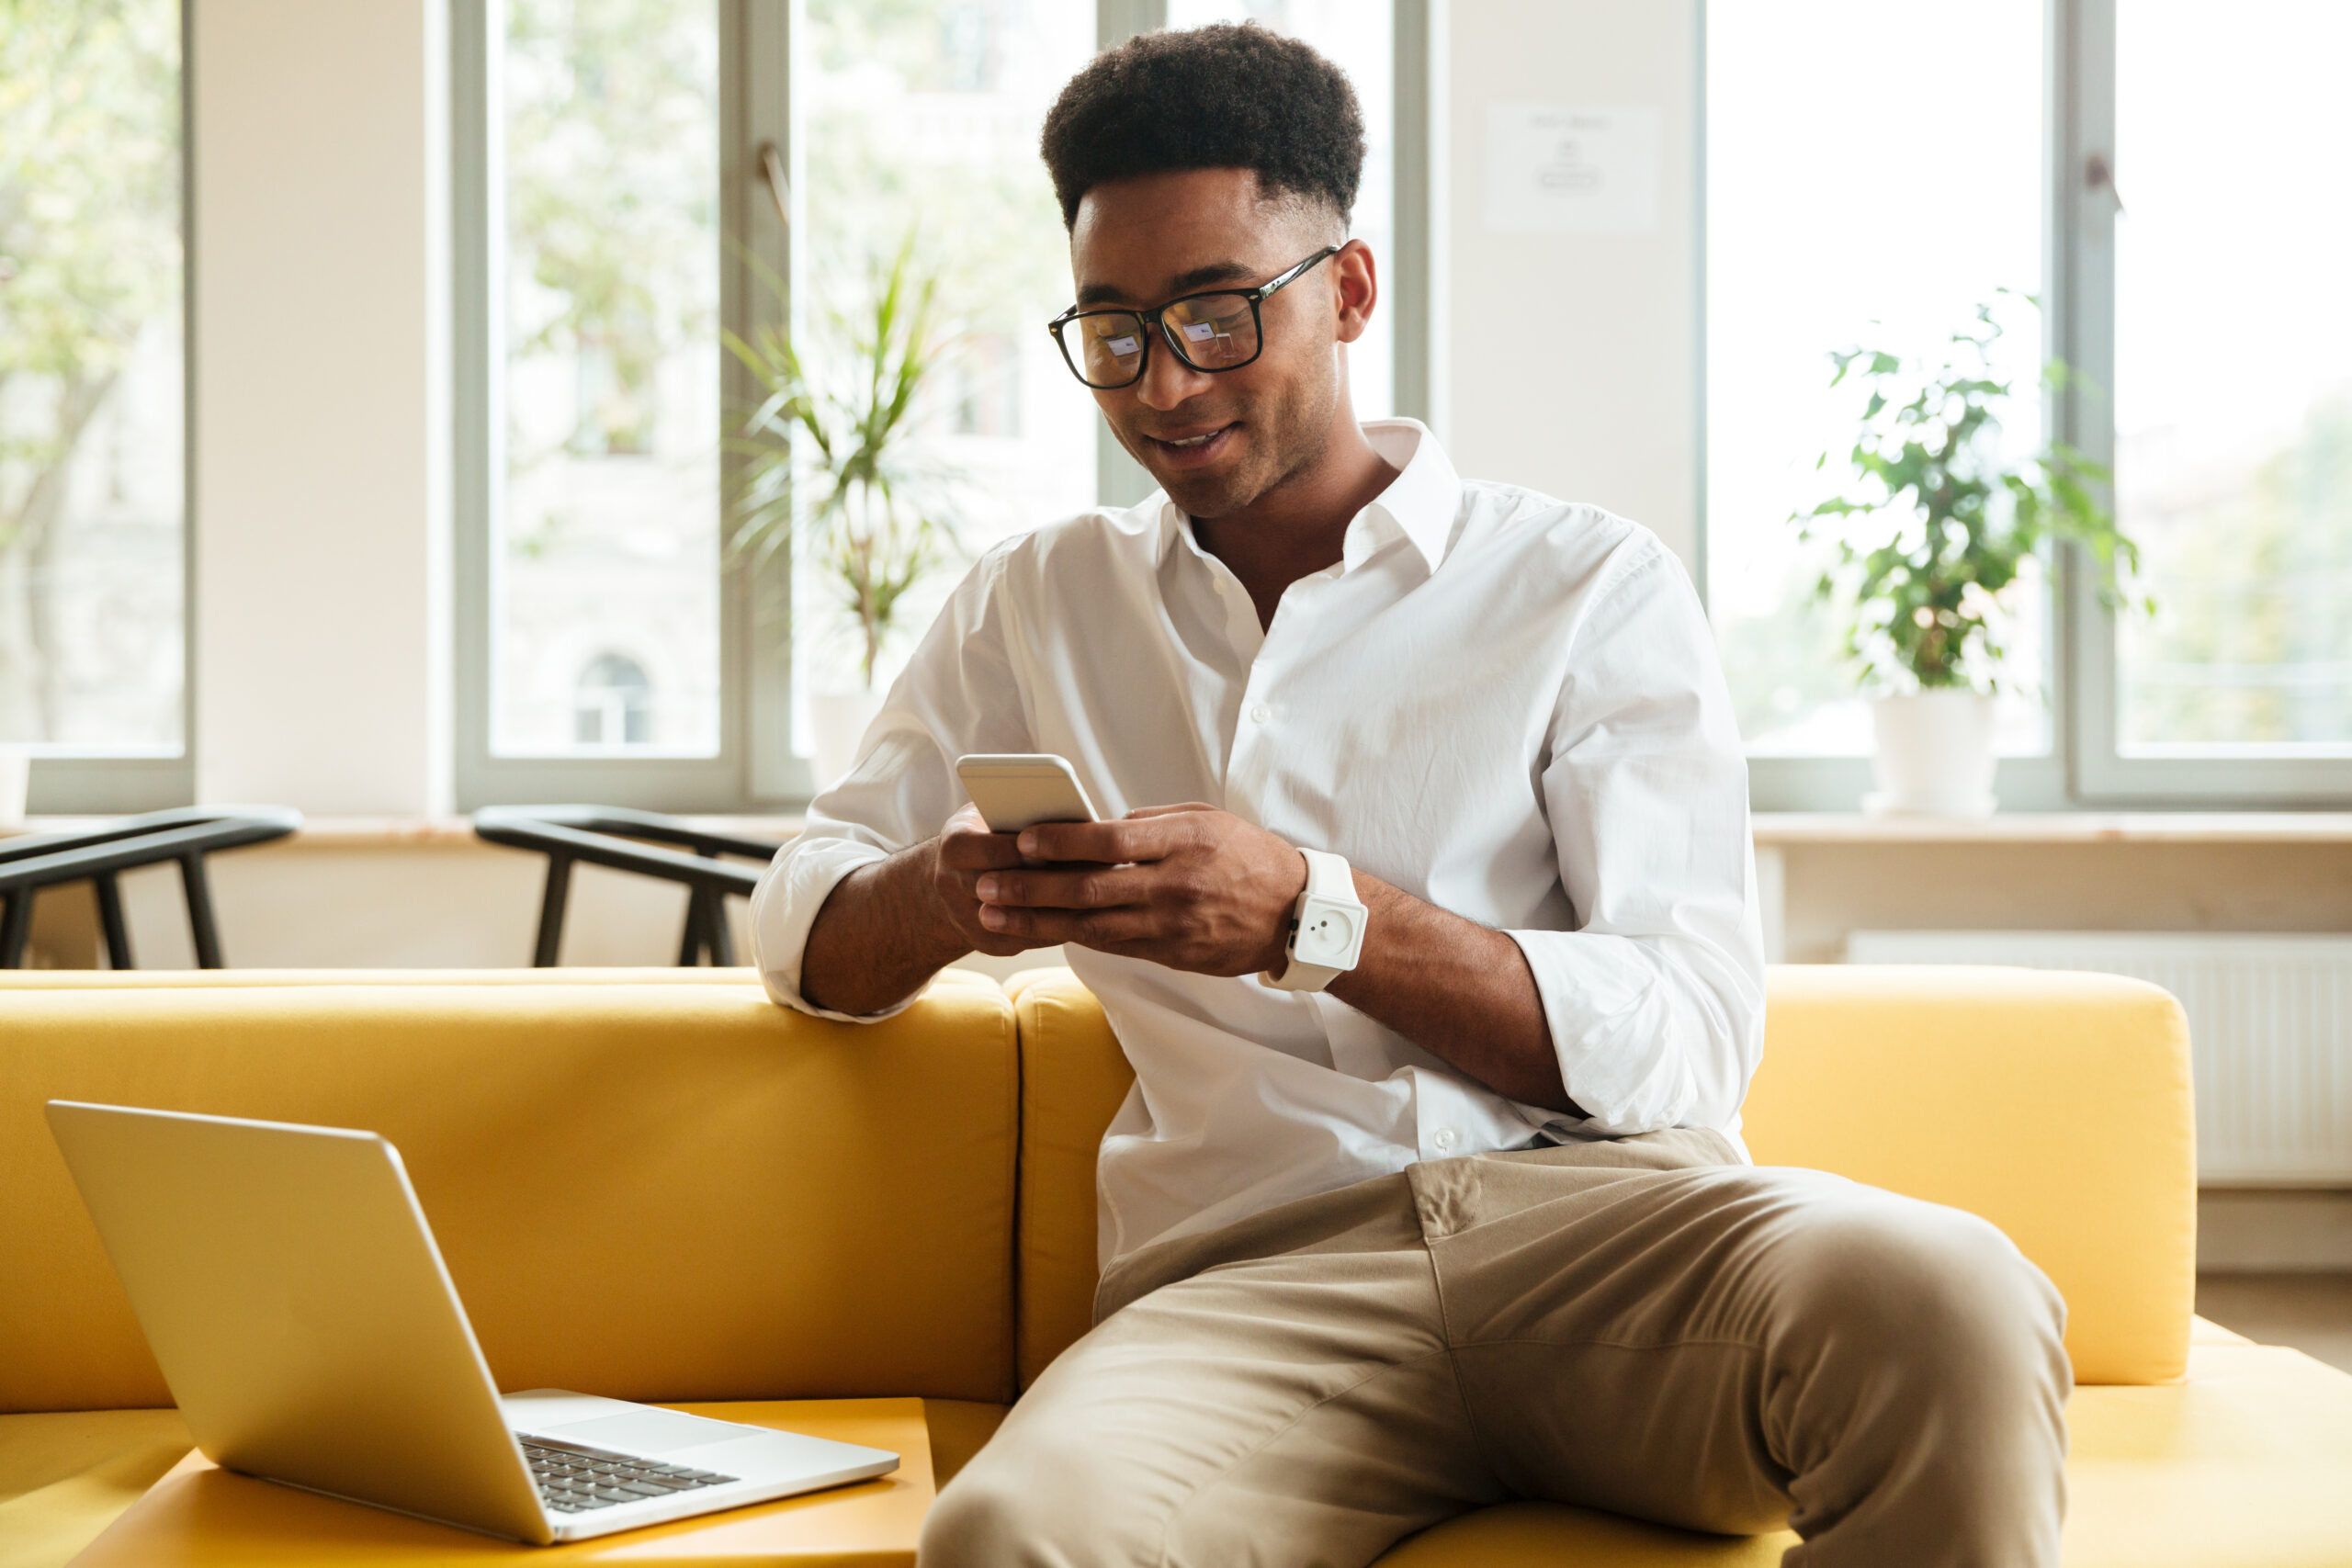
[490,0,720,760]
[1705,0,2049,766]
[0,0,189,811]
[1707,0,2352,805]
[456,0,1427,807]
[794,0,1099,725]
[2104,1,2352,759]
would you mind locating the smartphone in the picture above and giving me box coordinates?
[955,754,1100,834]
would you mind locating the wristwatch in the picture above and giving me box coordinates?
[1261,848,1368,992]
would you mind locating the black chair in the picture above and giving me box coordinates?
[0,806,304,969]
[471,806,788,967]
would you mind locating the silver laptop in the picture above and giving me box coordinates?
[46,1100,898,1546]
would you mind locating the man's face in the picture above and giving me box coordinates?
[1067,168,1368,520]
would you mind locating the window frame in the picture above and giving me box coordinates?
[22,0,198,815]
[451,0,801,813]
[1715,0,2352,812]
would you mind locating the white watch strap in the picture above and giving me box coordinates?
[1262,849,1358,992]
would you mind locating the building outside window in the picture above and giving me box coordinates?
[492,0,722,760]
[0,0,187,807]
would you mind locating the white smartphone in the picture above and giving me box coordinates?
[955,753,1100,834]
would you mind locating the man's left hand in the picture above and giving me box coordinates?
[973,804,1308,976]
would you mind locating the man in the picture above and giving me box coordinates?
[751,24,2069,1568]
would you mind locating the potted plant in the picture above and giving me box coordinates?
[726,240,965,789]
[1795,299,2147,815]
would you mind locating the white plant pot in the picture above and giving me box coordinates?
[1867,692,1997,818]
[808,687,885,795]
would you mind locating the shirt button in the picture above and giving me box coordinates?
[1431,1126,1458,1153]
[1250,704,1272,725]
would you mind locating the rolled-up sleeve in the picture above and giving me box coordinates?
[1506,541,1766,1136]
[750,545,1032,1021]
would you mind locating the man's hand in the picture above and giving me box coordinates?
[928,803,1041,958]
[973,804,1308,976]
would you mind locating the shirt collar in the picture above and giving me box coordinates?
[1148,417,1464,574]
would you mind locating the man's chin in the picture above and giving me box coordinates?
[1142,457,1262,521]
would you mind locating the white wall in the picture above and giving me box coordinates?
[191,1,452,816]
[1442,1,1702,573]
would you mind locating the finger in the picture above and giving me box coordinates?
[1020,815,1182,864]
[977,903,1157,946]
[975,864,1155,909]
[1123,802,1217,820]
[939,832,1026,871]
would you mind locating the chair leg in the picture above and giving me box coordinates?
[0,891,28,969]
[701,887,736,966]
[181,853,225,968]
[677,888,709,966]
[534,855,573,967]
[95,874,135,969]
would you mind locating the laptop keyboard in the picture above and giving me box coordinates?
[520,1438,740,1514]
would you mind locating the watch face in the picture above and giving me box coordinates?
[1294,898,1363,966]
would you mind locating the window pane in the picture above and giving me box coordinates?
[797,0,1098,704]
[0,1,184,754]
[493,0,720,756]
[2113,2,2352,753]
[1163,2,1395,421]
[1705,1,2046,757]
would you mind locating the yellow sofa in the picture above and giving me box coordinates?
[6,964,2351,1565]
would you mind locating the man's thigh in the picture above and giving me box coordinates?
[1425,1160,2068,1550]
[920,1234,1500,1568]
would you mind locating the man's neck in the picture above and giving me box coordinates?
[1192,418,1400,632]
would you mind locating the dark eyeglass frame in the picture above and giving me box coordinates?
[1046,245,1342,390]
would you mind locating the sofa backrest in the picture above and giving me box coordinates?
[1010,964,2195,1389]
[2,970,1020,1414]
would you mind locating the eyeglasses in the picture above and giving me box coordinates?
[1046,246,1341,390]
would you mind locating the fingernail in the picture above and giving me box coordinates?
[1017,830,1037,855]
[976,874,999,900]
[979,905,1005,929]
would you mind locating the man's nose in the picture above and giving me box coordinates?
[1132,332,1215,412]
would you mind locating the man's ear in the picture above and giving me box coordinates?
[1332,240,1378,345]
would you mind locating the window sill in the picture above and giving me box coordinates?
[1754,812,2352,845]
[1,814,808,848]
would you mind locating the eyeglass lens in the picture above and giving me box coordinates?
[1064,292,1260,387]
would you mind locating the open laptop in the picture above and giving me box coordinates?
[45,1100,899,1546]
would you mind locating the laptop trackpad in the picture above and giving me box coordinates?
[544,1407,767,1457]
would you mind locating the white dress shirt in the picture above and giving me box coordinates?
[752,419,1765,1269]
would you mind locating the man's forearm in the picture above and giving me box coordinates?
[1329,876,1582,1116]
[798,842,970,1017]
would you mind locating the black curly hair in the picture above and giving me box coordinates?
[1038,23,1365,232]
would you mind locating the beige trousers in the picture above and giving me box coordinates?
[922,1132,2071,1568]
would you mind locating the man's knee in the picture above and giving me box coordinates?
[1772,1190,2072,1426]
[918,1425,1148,1568]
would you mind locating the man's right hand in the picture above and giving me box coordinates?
[926,802,1037,957]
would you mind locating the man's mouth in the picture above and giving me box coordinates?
[1143,423,1238,469]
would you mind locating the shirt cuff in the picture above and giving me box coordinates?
[1505,927,1696,1135]
[749,838,910,1022]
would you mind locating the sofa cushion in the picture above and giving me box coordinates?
[0,1407,192,1568]
[1,972,1019,1413]
[1744,965,2194,1384]
[1009,965,2194,1388]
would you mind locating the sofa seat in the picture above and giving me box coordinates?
[19,1326,2352,1567]
[0,1399,1017,1568]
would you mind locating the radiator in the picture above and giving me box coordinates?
[1844,931,2352,1185]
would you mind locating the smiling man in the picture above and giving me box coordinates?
[750,24,2070,1568]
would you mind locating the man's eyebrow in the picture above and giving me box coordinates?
[1074,259,1260,310]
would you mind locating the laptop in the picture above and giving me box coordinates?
[45,1100,899,1545]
